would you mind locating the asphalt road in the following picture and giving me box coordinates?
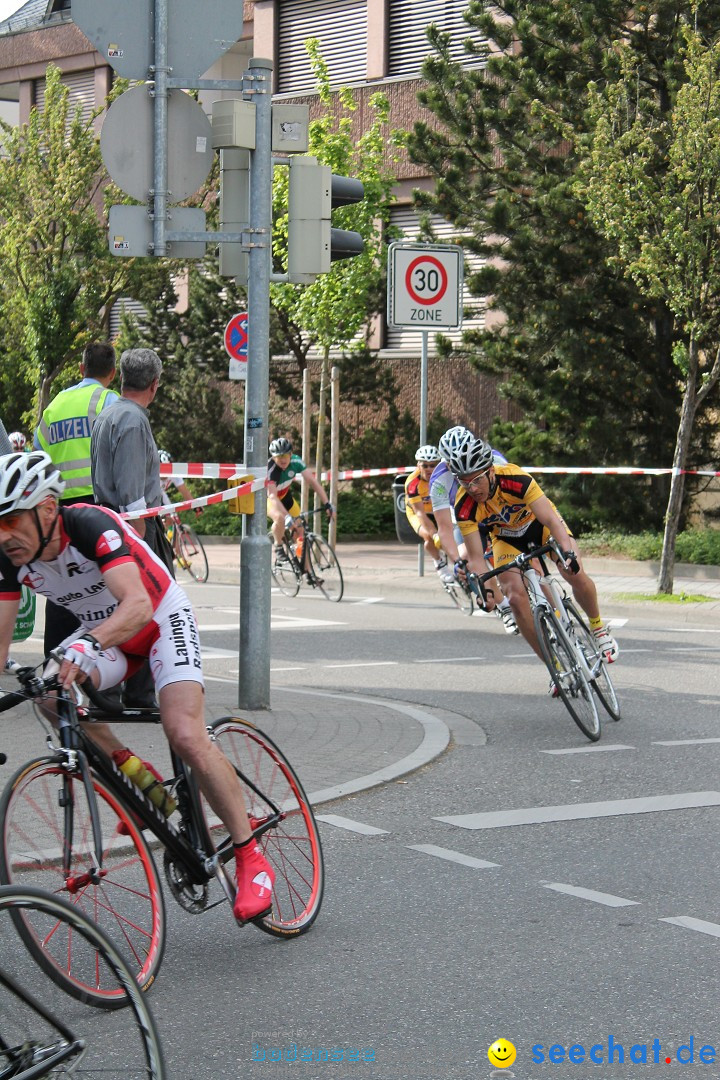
[4,571,720,1079]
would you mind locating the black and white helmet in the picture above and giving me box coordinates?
[269,437,292,456]
[0,451,65,516]
[157,448,172,465]
[8,431,26,451]
[445,437,494,478]
[415,444,440,463]
[438,426,474,463]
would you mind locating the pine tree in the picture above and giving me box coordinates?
[405,0,720,531]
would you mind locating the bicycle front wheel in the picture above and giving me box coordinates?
[535,608,601,742]
[0,885,165,1078]
[442,577,475,615]
[269,534,300,597]
[203,718,324,937]
[177,524,209,583]
[307,534,344,601]
[0,757,166,1009]
[563,600,621,721]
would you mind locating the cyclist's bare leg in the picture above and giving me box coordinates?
[158,680,251,843]
[498,567,544,659]
[268,496,288,547]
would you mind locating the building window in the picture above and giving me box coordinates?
[386,206,485,350]
[277,0,367,95]
[388,0,486,79]
[34,69,97,124]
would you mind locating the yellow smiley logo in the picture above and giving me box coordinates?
[488,1039,517,1068]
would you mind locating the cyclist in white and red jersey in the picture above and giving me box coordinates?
[0,451,274,923]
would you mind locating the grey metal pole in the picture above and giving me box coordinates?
[301,367,310,514]
[238,57,273,710]
[330,365,339,549]
[418,330,429,577]
[151,0,168,256]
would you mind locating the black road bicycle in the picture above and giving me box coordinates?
[164,511,209,583]
[0,663,324,1008]
[270,509,344,602]
[0,883,165,1078]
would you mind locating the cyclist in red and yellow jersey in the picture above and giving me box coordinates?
[405,444,452,579]
[447,437,618,668]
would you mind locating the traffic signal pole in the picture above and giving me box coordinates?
[238,57,273,710]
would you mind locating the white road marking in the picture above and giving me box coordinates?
[668,627,720,633]
[270,666,307,672]
[322,661,398,669]
[315,814,388,835]
[419,656,485,664]
[543,882,639,908]
[435,791,720,830]
[541,744,635,755]
[198,646,238,659]
[408,844,499,869]
[653,738,720,746]
[668,646,720,653]
[198,616,345,631]
[661,916,720,939]
[348,597,384,605]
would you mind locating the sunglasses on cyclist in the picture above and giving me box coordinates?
[0,511,23,532]
[461,469,492,490]
[418,462,439,469]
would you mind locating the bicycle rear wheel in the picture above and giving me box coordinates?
[0,757,166,1009]
[269,534,300,597]
[563,600,621,721]
[534,608,601,742]
[0,885,165,1078]
[203,717,324,937]
[307,534,343,601]
[177,524,209,583]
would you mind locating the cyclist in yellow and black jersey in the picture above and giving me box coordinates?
[405,444,452,579]
[447,438,618,667]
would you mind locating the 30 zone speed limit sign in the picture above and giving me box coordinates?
[388,242,463,330]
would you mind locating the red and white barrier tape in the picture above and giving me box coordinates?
[123,476,264,521]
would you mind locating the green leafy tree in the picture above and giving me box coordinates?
[578,25,720,592]
[403,1,720,532]
[0,64,170,425]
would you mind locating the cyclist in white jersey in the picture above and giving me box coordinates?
[0,451,274,923]
[432,426,517,634]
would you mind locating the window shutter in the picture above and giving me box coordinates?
[109,298,147,340]
[34,69,97,123]
[388,0,485,79]
[277,0,367,94]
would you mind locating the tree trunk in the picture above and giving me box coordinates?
[314,348,330,517]
[657,337,700,594]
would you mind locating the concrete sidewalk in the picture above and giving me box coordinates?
[199,536,720,601]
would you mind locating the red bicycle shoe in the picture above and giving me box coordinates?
[233,842,275,923]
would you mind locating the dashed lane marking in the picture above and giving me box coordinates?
[420,656,486,664]
[542,882,639,908]
[660,916,720,939]
[435,792,720,830]
[653,738,720,746]
[408,844,499,869]
[541,744,635,755]
[315,814,389,835]
[322,661,398,669]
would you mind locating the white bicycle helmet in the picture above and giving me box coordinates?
[0,451,65,516]
[158,448,172,464]
[8,432,26,451]
[269,437,292,456]
[415,444,440,463]
[445,437,494,478]
[438,426,474,463]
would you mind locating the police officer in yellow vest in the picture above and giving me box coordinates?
[34,342,119,655]
[35,342,118,502]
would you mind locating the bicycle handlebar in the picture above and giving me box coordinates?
[0,663,61,713]
[473,540,578,610]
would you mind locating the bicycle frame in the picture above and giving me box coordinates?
[0,965,82,1078]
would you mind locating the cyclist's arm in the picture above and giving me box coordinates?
[0,597,20,672]
[302,469,332,508]
[433,507,460,562]
[530,495,576,559]
[409,503,435,538]
[78,564,153,653]
[462,527,493,575]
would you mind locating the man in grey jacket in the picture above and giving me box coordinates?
[91,348,174,707]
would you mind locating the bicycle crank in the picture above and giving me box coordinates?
[163,851,209,913]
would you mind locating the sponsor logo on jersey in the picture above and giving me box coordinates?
[95,530,123,557]
[21,570,44,589]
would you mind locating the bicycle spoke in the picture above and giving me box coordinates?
[535,609,601,741]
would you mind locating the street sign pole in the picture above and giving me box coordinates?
[418,330,429,578]
[152,0,168,256]
[238,58,273,711]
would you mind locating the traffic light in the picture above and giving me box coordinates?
[287,156,364,284]
[218,148,249,284]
